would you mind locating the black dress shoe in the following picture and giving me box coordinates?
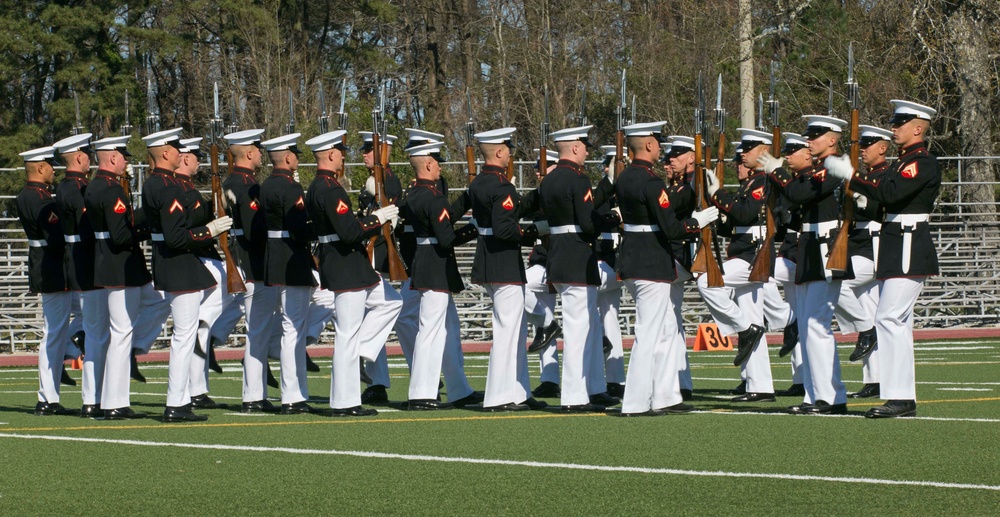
[208,342,223,374]
[361,385,389,405]
[775,383,805,397]
[103,407,147,420]
[266,362,280,389]
[450,391,485,408]
[602,336,613,355]
[865,399,916,419]
[786,403,814,415]
[731,392,776,403]
[589,392,621,407]
[281,402,316,415]
[130,350,146,383]
[849,327,878,362]
[163,405,209,422]
[733,324,765,366]
[620,409,665,417]
[71,330,86,355]
[528,321,560,353]
[483,402,529,412]
[606,383,625,399]
[241,399,279,413]
[60,368,77,386]
[305,353,320,373]
[331,405,378,417]
[801,400,848,415]
[34,402,74,416]
[80,404,103,418]
[527,325,546,353]
[849,383,880,398]
[559,403,605,413]
[190,394,224,409]
[522,397,548,410]
[778,321,798,358]
[531,381,561,398]
[359,360,373,385]
[728,381,747,396]
[680,389,693,401]
[656,402,695,414]
[406,399,451,411]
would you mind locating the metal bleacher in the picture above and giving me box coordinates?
[1,157,998,352]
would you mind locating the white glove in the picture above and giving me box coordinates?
[125,164,135,177]
[206,216,233,238]
[853,191,868,210]
[825,154,854,181]
[611,206,622,221]
[758,151,784,174]
[606,158,617,184]
[364,175,376,197]
[533,220,550,236]
[372,205,399,225]
[691,206,720,229]
[388,215,400,230]
[719,213,728,225]
[705,170,720,197]
[224,189,236,208]
[293,171,300,183]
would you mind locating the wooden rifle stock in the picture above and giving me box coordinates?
[211,142,246,293]
[691,133,724,287]
[366,132,408,281]
[466,145,477,185]
[614,130,625,178]
[747,129,782,283]
[825,108,858,271]
[505,153,515,181]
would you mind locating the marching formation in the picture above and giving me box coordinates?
[16,69,939,421]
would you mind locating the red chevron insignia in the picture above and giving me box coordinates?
[583,189,593,203]
[658,190,670,208]
[47,212,59,224]
[249,199,259,211]
[336,200,349,214]
[901,163,918,179]
[752,186,765,201]
[502,195,514,211]
[113,199,127,214]
[169,199,184,214]
[294,196,305,209]
[439,208,450,222]
[194,200,201,209]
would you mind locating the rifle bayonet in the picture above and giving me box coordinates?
[227,92,239,134]
[715,73,725,130]
[318,80,329,133]
[72,91,83,135]
[578,87,587,126]
[146,78,158,135]
[827,79,834,117]
[337,78,348,130]
[120,89,132,137]
[286,88,295,133]
[630,94,637,126]
[757,93,764,131]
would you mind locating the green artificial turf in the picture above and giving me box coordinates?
[1,339,999,515]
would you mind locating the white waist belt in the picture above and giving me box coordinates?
[885,213,930,225]
[267,230,289,239]
[416,237,438,245]
[550,225,582,235]
[855,221,882,231]
[477,227,494,236]
[734,226,765,238]
[403,225,414,233]
[317,234,341,244]
[151,233,165,242]
[800,220,838,236]
[94,231,110,240]
[623,224,659,233]
[597,232,618,241]
[28,239,48,247]
[229,229,244,237]
[64,234,81,243]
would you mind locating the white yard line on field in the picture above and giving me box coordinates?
[0,433,997,492]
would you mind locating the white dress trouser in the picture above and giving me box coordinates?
[671,261,694,391]
[38,292,71,404]
[554,284,605,406]
[876,278,924,401]
[524,265,560,385]
[191,257,236,397]
[408,289,451,400]
[277,286,312,404]
[165,290,203,407]
[399,281,472,400]
[622,280,681,413]
[774,257,803,384]
[362,280,400,389]
[697,258,772,393]
[483,284,531,407]
[330,277,402,409]
[102,283,169,410]
[241,280,278,402]
[598,260,625,385]
[835,255,881,383]
[80,289,110,406]
[796,280,847,405]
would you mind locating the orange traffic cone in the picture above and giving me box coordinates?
[70,356,84,370]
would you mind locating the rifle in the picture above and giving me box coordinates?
[465,88,477,185]
[71,90,84,136]
[690,72,724,287]
[366,85,408,281]
[710,73,727,273]
[211,82,246,293]
[748,61,781,283]
[318,80,329,133]
[826,43,859,272]
[336,79,349,179]
[539,85,550,176]
[225,92,239,177]
[503,100,515,181]
[614,69,626,179]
